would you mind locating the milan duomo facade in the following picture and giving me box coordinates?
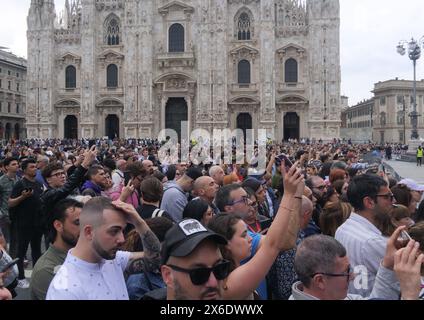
[26,0,341,141]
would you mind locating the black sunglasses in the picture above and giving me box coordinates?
[167,260,231,286]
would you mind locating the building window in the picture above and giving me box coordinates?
[8,81,11,90]
[107,64,118,88]
[16,83,19,92]
[0,102,2,112]
[285,58,298,83]
[380,97,386,105]
[238,60,251,84]
[169,23,185,53]
[7,102,11,113]
[16,104,19,114]
[7,70,10,76]
[397,95,404,105]
[380,112,386,126]
[65,65,77,89]
[397,111,405,125]
[0,79,2,88]
[237,12,251,40]
[16,73,19,78]
[105,15,120,45]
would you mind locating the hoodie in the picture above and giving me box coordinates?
[160,181,187,222]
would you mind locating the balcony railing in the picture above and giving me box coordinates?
[277,82,305,92]
[229,83,259,94]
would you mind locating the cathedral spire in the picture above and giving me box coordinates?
[28,0,56,29]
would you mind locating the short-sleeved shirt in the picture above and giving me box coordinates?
[46,250,131,300]
[30,245,67,300]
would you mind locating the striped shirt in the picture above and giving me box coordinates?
[335,212,387,298]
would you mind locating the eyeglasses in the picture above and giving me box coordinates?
[50,171,66,178]
[310,265,353,282]
[376,193,395,201]
[167,260,231,286]
[229,196,251,206]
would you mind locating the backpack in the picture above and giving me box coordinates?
[151,208,165,218]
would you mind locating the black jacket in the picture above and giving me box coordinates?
[40,165,88,229]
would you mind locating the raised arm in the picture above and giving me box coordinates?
[112,201,161,273]
[222,163,304,300]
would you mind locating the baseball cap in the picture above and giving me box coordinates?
[398,179,424,192]
[161,219,227,265]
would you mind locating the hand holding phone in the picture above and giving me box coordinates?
[276,154,293,171]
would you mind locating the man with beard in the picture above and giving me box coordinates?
[335,174,394,297]
[46,197,161,300]
[305,176,328,231]
[159,219,229,300]
[30,199,83,300]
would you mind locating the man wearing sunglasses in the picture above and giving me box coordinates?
[159,219,229,300]
[335,174,395,297]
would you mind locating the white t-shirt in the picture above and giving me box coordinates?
[46,250,131,300]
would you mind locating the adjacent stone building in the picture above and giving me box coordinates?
[26,0,341,140]
[373,79,424,144]
[0,48,27,141]
[340,98,374,143]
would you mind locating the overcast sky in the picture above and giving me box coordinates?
[2,0,424,106]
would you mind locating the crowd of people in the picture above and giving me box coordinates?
[0,137,423,300]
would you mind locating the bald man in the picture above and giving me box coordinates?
[300,196,314,235]
[302,187,321,238]
[112,159,127,189]
[193,176,220,215]
[46,198,161,300]
[268,196,314,300]
[209,166,225,187]
[142,160,154,175]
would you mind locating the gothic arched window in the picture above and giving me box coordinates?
[107,64,118,88]
[285,58,298,83]
[169,23,185,53]
[237,12,251,40]
[105,15,120,46]
[238,60,251,84]
[65,65,76,89]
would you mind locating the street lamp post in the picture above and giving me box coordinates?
[397,37,424,140]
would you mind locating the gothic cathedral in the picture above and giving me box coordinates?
[26,0,341,141]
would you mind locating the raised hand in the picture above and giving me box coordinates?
[282,161,304,196]
[81,145,97,168]
[120,179,135,202]
[112,200,143,227]
[394,240,424,300]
